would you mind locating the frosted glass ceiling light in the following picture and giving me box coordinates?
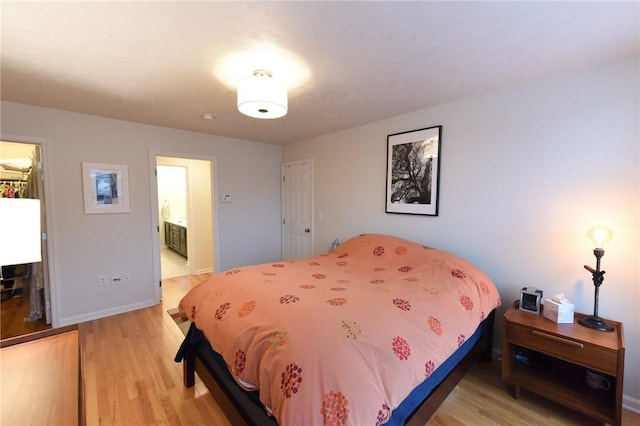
[237,70,287,119]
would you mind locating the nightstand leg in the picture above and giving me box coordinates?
[510,384,520,399]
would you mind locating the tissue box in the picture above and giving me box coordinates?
[543,299,574,323]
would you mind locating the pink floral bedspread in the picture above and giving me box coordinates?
[179,234,501,426]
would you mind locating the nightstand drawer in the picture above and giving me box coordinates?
[508,322,617,375]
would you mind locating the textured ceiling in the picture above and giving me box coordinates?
[1,1,638,145]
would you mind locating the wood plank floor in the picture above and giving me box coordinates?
[80,273,640,425]
[1,286,50,340]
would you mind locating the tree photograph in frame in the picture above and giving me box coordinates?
[82,162,130,214]
[385,126,442,216]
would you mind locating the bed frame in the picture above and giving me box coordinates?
[180,310,494,425]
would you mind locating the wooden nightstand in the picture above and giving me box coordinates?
[502,301,625,426]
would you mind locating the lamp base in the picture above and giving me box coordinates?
[578,315,614,332]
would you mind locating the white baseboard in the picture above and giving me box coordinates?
[624,394,640,413]
[194,267,214,275]
[58,298,157,326]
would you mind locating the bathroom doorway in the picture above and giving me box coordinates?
[157,164,189,279]
[150,154,217,301]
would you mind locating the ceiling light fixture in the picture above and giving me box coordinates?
[237,70,287,119]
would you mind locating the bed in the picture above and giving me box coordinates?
[175,234,501,425]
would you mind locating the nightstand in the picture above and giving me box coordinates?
[502,301,625,426]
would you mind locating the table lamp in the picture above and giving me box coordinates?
[578,225,614,332]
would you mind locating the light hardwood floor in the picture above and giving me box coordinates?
[1,285,50,340]
[79,273,640,425]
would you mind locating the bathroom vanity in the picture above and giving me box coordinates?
[164,220,187,258]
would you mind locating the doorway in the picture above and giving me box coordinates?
[0,140,52,340]
[150,153,217,302]
[157,164,189,279]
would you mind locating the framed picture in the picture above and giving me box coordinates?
[82,162,130,214]
[386,126,442,216]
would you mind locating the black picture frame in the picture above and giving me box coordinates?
[386,126,442,216]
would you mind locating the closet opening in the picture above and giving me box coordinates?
[0,140,52,340]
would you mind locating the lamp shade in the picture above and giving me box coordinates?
[237,70,287,119]
[0,198,42,266]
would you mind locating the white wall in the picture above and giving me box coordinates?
[157,164,187,247]
[1,102,282,326]
[0,140,36,160]
[283,57,640,405]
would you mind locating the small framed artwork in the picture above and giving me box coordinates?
[82,162,130,214]
[386,125,442,216]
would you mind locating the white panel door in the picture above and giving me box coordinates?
[282,160,313,260]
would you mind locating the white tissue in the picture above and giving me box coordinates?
[551,293,571,305]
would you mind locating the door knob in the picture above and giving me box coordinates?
[304,228,310,233]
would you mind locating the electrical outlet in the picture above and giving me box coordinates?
[123,273,131,283]
[98,275,108,286]
[111,274,122,285]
